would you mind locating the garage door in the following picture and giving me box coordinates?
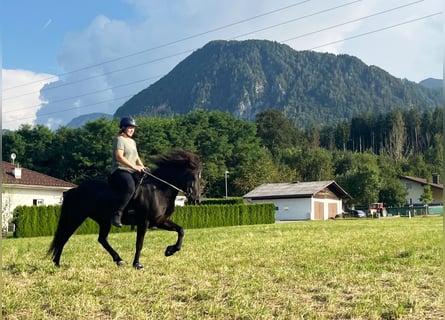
[328,203,338,218]
[314,201,324,220]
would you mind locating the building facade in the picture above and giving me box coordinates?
[2,161,76,233]
[399,174,443,205]
[243,181,351,221]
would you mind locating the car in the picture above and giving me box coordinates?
[351,209,367,218]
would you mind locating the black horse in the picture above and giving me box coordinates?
[48,150,201,269]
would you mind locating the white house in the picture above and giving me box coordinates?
[243,180,351,221]
[2,161,76,233]
[399,174,443,205]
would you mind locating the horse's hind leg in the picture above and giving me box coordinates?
[97,223,125,266]
[49,215,86,267]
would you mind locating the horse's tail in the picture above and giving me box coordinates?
[47,187,85,262]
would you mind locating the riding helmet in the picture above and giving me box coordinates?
[119,117,137,128]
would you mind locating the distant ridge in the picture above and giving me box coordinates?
[67,113,113,128]
[419,78,442,89]
[114,40,442,128]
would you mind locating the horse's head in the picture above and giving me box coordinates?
[184,167,201,205]
[151,150,202,205]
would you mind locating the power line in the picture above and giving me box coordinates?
[3,0,361,102]
[2,0,311,92]
[27,95,133,119]
[2,75,163,114]
[3,11,439,126]
[3,4,439,126]
[309,12,442,50]
[3,0,424,107]
[282,0,425,43]
[3,50,190,101]
[230,0,362,40]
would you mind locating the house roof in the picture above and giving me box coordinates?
[2,161,76,188]
[399,175,443,190]
[243,180,351,200]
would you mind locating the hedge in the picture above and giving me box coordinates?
[174,203,275,228]
[199,198,244,205]
[12,203,275,238]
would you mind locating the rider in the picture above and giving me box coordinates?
[109,117,146,227]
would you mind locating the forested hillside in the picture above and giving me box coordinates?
[3,107,442,207]
[115,40,442,129]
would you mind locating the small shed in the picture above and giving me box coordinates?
[243,181,351,221]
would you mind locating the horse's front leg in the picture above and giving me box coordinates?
[132,221,148,269]
[157,219,184,257]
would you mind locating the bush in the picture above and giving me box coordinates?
[199,198,244,205]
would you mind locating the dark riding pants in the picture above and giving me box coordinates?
[108,169,136,214]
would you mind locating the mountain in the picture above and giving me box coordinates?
[419,78,442,89]
[115,40,442,128]
[67,113,113,128]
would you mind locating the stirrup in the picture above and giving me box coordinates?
[111,214,122,227]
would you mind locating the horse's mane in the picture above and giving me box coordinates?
[151,150,200,171]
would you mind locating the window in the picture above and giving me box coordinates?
[33,199,44,206]
[405,183,412,190]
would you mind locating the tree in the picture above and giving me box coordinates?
[376,154,408,206]
[232,148,281,195]
[386,110,407,163]
[424,134,443,175]
[335,121,350,151]
[256,109,299,154]
[320,126,336,151]
[2,188,13,235]
[2,130,26,164]
[420,110,433,151]
[334,152,381,206]
[50,118,115,183]
[49,126,81,182]
[350,115,373,152]
[420,185,433,215]
[403,107,421,154]
[176,110,263,197]
[5,124,55,172]
[379,179,408,207]
[136,117,177,156]
[307,124,320,148]
[298,147,333,181]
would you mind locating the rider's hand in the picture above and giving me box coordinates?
[134,165,145,172]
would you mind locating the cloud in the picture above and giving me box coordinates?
[2,69,58,130]
[31,0,442,129]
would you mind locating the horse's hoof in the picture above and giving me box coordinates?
[165,245,180,257]
[116,260,126,267]
[133,263,144,270]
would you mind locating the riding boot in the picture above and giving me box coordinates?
[111,211,123,228]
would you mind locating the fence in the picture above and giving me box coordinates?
[387,205,443,217]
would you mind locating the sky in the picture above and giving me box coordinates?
[2,0,443,130]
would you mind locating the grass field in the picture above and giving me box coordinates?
[2,216,443,319]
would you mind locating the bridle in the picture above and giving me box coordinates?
[139,169,191,197]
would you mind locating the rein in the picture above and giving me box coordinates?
[142,170,188,196]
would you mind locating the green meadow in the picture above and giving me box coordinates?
[2,216,442,319]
